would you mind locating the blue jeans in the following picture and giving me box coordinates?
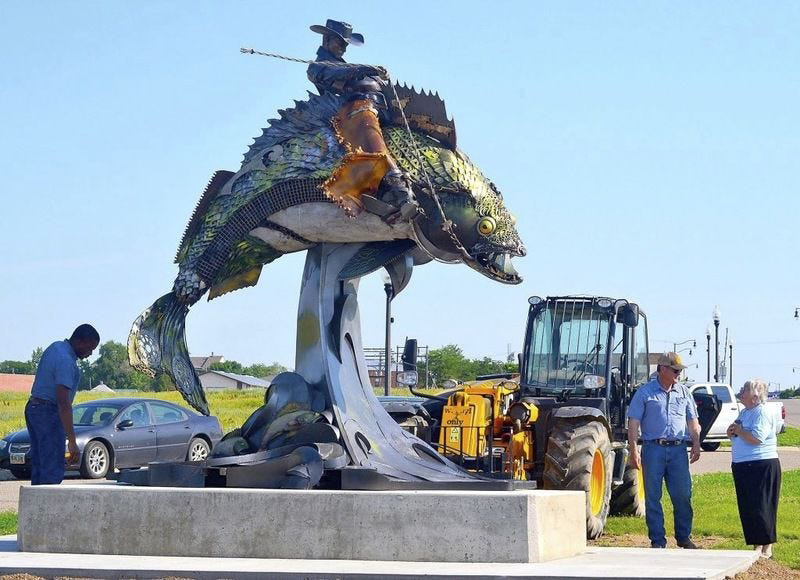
[642,441,693,546]
[24,400,66,485]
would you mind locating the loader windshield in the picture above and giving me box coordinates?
[523,300,613,394]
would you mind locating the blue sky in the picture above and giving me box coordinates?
[2,2,799,389]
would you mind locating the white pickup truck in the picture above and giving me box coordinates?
[688,382,787,451]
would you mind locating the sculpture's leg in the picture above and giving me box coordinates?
[295,243,472,482]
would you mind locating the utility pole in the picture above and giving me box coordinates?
[713,306,721,382]
[672,339,695,381]
[729,341,733,388]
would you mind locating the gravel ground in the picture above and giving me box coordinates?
[591,534,800,579]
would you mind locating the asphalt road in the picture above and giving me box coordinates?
[690,446,800,475]
[781,398,800,427]
[0,470,108,512]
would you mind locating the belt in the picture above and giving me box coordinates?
[648,439,686,447]
[345,91,388,109]
[29,396,56,406]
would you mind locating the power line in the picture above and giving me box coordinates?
[729,339,800,347]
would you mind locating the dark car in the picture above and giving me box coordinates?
[0,398,223,480]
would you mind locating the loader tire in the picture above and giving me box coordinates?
[543,419,613,540]
[610,463,646,517]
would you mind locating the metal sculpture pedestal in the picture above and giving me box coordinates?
[295,243,474,484]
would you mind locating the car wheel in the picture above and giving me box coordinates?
[187,437,210,462]
[701,441,720,452]
[80,441,110,479]
[8,466,31,480]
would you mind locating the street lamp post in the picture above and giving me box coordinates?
[713,306,721,382]
[705,327,711,382]
[383,275,394,396]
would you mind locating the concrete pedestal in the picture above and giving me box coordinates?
[18,484,585,563]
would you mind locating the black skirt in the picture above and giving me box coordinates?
[731,457,781,545]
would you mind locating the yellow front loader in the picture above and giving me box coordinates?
[437,380,538,481]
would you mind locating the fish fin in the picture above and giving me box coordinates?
[128,293,209,415]
[207,236,283,301]
[338,240,416,280]
[208,266,263,300]
[175,170,235,264]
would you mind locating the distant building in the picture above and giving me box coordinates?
[0,373,34,393]
[190,354,225,372]
[90,383,114,393]
[199,370,272,391]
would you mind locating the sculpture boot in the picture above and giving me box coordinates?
[377,169,419,224]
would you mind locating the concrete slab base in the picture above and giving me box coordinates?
[18,484,585,563]
[0,537,759,579]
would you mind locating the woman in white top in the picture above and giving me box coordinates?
[727,379,781,559]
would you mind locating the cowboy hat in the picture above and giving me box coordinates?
[310,19,364,46]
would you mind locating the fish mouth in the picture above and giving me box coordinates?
[472,250,523,284]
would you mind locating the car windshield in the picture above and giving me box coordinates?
[523,300,612,394]
[72,403,123,426]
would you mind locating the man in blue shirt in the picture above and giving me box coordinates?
[627,352,701,549]
[25,324,99,484]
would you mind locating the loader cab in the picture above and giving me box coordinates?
[519,296,647,437]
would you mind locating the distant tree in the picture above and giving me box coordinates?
[503,361,519,374]
[78,359,93,390]
[148,374,174,392]
[0,360,36,374]
[29,347,44,370]
[427,345,521,386]
[243,362,288,378]
[210,360,245,374]
[427,345,472,384]
[91,340,155,390]
[469,356,507,378]
[91,341,132,390]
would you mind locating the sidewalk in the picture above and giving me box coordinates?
[0,536,759,579]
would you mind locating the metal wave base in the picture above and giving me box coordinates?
[119,242,530,490]
[296,243,477,486]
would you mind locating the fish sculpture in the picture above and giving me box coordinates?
[128,85,526,415]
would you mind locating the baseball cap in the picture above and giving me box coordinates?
[657,352,687,370]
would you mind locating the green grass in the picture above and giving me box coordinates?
[0,390,267,437]
[603,470,800,569]
[0,387,443,438]
[0,511,16,535]
[778,426,800,446]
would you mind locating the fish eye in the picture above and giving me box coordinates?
[477,217,496,236]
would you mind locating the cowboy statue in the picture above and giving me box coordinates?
[307,19,418,224]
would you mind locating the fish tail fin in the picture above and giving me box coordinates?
[128,293,210,415]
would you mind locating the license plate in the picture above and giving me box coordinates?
[10,453,26,465]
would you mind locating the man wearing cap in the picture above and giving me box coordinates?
[307,19,417,224]
[627,352,702,549]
